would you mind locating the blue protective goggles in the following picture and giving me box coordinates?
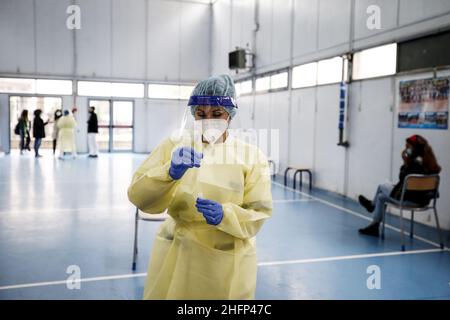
[187,95,237,108]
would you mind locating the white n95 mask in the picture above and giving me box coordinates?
[195,118,229,145]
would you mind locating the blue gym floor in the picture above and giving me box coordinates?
[0,151,449,300]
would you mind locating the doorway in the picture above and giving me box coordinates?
[9,96,62,150]
[88,99,134,152]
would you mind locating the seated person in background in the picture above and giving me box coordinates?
[358,135,441,237]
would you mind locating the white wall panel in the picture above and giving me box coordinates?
[399,0,450,25]
[111,0,146,79]
[314,84,346,193]
[253,93,270,131]
[317,0,351,50]
[255,0,273,68]
[293,0,319,58]
[353,0,399,40]
[346,78,394,199]
[211,0,231,75]
[271,1,291,65]
[231,0,255,52]
[0,0,36,74]
[0,94,9,154]
[179,2,210,81]
[146,99,183,151]
[289,88,316,169]
[35,0,73,75]
[147,0,180,81]
[233,94,254,129]
[76,0,112,77]
[269,91,290,172]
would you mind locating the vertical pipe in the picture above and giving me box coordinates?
[33,0,37,75]
[341,0,355,196]
[144,0,149,151]
[72,0,78,110]
[208,1,213,76]
[110,0,113,79]
[250,0,259,126]
[286,0,295,174]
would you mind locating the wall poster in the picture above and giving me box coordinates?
[398,77,449,129]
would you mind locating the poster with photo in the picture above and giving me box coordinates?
[398,77,449,129]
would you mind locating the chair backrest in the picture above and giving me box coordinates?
[399,174,440,205]
[404,174,439,192]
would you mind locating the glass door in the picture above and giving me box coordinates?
[88,99,134,152]
[112,101,133,151]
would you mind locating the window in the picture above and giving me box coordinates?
[235,79,253,96]
[292,62,318,88]
[0,78,35,94]
[317,56,343,85]
[270,72,288,89]
[255,76,270,92]
[78,81,111,97]
[78,81,144,98]
[147,84,194,100]
[111,83,144,98]
[255,72,288,92]
[397,31,450,73]
[240,80,252,94]
[353,43,397,80]
[179,85,195,100]
[0,78,73,95]
[36,79,72,95]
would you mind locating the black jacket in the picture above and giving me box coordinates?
[88,112,99,133]
[390,163,436,206]
[33,117,48,138]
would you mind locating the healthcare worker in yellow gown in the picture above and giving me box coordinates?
[57,110,77,158]
[128,75,273,300]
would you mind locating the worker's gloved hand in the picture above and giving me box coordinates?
[196,198,224,226]
[169,147,203,180]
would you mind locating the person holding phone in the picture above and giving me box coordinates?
[358,135,441,237]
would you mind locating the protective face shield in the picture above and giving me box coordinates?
[173,95,237,145]
[188,96,237,110]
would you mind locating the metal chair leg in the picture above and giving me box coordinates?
[381,204,386,240]
[308,170,312,192]
[299,171,303,189]
[284,167,292,186]
[410,210,414,239]
[293,170,300,190]
[132,207,139,271]
[399,208,405,251]
[433,207,445,250]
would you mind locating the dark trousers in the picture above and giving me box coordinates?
[20,130,31,151]
[34,138,42,156]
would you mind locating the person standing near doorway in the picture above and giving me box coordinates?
[18,110,31,155]
[32,109,49,158]
[57,110,77,160]
[87,106,99,158]
[52,109,63,155]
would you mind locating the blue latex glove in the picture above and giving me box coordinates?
[169,147,203,180]
[196,198,224,226]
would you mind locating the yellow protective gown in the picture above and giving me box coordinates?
[57,115,77,153]
[127,133,272,299]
